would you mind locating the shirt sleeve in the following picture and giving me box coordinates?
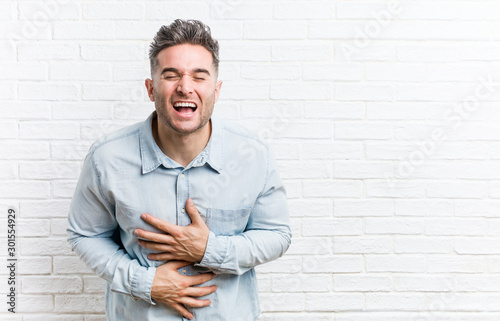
[67,150,156,303]
[196,147,292,275]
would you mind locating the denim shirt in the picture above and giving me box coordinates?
[67,111,291,321]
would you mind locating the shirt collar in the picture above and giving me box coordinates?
[139,111,223,174]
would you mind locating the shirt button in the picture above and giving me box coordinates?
[181,174,185,178]
[181,208,185,213]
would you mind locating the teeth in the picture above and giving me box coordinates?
[174,102,197,108]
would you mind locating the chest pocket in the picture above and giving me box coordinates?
[204,208,252,236]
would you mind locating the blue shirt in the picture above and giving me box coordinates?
[67,111,291,321]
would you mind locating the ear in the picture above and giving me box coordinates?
[214,80,223,104]
[145,78,155,102]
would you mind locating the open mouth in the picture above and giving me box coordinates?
[173,102,197,116]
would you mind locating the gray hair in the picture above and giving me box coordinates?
[149,19,219,76]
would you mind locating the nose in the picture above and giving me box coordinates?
[176,76,193,96]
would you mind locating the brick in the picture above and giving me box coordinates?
[244,21,308,40]
[302,142,363,160]
[0,181,50,199]
[52,102,113,120]
[0,1,15,20]
[303,63,362,81]
[54,294,105,313]
[22,276,82,294]
[49,62,111,81]
[303,180,363,198]
[456,275,500,292]
[428,255,485,273]
[211,2,272,19]
[365,293,433,311]
[18,42,79,60]
[0,62,47,80]
[288,199,333,217]
[24,316,83,321]
[0,162,17,179]
[366,180,425,198]
[207,21,244,40]
[334,161,393,179]
[305,293,364,311]
[426,181,488,199]
[272,42,333,62]
[366,255,426,273]
[18,256,52,275]
[334,275,392,292]
[335,84,396,101]
[19,219,50,237]
[18,1,81,21]
[51,218,69,236]
[241,101,302,119]
[303,256,363,273]
[260,293,304,312]
[279,160,332,179]
[0,121,18,139]
[365,218,424,235]
[455,238,500,255]
[0,21,51,40]
[83,276,105,293]
[53,22,115,40]
[20,121,79,140]
[366,63,426,81]
[20,161,81,179]
[425,218,487,236]
[302,218,362,236]
[304,102,364,120]
[18,83,79,101]
[394,237,453,254]
[287,237,330,255]
[274,2,333,19]
[147,2,210,20]
[336,43,395,62]
[271,122,333,139]
[335,1,399,20]
[21,238,73,256]
[271,82,332,100]
[334,200,393,217]
[52,180,78,198]
[398,84,458,101]
[0,101,51,119]
[241,63,299,80]
[0,40,15,60]
[393,275,453,292]
[114,21,163,40]
[81,43,145,61]
[256,257,301,274]
[113,63,150,81]
[21,200,71,218]
[54,256,93,275]
[83,2,144,20]
[220,41,270,62]
[114,102,154,120]
[17,295,54,312]
[82,83,146,101]
[272,274,330,292]
[333,236,392,254]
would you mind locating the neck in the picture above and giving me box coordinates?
[152,114,211,168]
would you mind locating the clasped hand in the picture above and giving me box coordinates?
[134,198,214,320]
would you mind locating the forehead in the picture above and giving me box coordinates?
[156,44,214,72]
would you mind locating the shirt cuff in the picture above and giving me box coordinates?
[131,265,157,304]
[196,231,228,271]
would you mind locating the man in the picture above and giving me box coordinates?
[67,19,291,321]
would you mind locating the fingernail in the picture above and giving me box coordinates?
[141,213,147,219]
[187,199,193,206]
[134,229,139,235]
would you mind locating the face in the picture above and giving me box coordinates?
[145,44,222,136]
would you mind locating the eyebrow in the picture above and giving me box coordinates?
[160,67,211,76]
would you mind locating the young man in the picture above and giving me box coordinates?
[67,19,291,320]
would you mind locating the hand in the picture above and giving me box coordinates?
[135,198,210,262]
[151,260,217,320]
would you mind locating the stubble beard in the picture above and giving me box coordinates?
[153,88,215,136]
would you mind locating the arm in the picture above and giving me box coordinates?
[136,149,292,275]
[67,151,156,303]
[197,150,292,275]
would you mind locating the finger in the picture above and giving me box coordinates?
[137,240,173,252]
[134,228,175,244]
[178,296,212,309]
[165,260,192,270]
[171,303,194,320]
[140,213,178,234]
[185,199,204,225]
[147,252,176,261]
[183,284,217,297]
[187,272,217,286]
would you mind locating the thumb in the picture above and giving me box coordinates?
[185,198,203,225]
[165,260,191,270]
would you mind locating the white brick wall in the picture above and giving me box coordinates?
[2,0,500,319]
